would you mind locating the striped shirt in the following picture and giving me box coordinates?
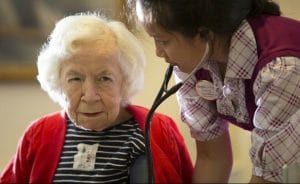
[174,19,300,182]
[53,117,145,183]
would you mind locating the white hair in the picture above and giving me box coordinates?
[37,12,146,108]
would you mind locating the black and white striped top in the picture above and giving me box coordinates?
[53,117,145,183]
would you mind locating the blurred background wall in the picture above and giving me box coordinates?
[0,0,299,182]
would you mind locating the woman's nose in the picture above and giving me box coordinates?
[81,81,101,102]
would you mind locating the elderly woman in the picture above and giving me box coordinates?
[0,13,193,183]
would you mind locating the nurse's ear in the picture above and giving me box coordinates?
[197,27,210,40]
[196,28,215,52]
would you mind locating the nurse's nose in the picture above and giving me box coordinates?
[81,81,101,102]
[155,48,165,58]
[154,43,166,58]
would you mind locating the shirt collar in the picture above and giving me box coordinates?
[226,20,258,79]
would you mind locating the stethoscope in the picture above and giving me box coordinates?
[144,43,210,183]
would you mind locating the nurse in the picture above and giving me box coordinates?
[126,0,300,183]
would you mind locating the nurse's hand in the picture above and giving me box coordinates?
[193,131,233,183]
[249,175,277,183]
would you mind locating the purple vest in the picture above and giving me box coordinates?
[196,15,300,131]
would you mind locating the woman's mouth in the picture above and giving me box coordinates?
[82,112,103,117]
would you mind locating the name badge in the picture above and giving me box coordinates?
[195,80,217,100]
[73,143,99,170]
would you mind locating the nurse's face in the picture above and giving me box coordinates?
[144,23,208,73]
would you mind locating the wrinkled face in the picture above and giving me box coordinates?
[144,23,207,73]
[59,47,126,131]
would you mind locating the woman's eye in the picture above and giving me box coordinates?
[68,77,81,82]
[99,76,112,82]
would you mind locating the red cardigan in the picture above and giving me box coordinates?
[0,105,193,183]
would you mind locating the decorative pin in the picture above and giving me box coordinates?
[222,85,232,98]
[195,80,217,100]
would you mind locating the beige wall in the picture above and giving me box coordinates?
[0,1,299,182]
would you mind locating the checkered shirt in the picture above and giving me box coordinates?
[174,20,300,182]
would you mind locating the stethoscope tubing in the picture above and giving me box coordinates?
[145,43,209,183]
[145,64,182,183]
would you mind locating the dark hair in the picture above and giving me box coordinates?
[127,0,281,38]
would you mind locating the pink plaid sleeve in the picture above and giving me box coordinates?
[251,57,300,182]
[174,69,228,141]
